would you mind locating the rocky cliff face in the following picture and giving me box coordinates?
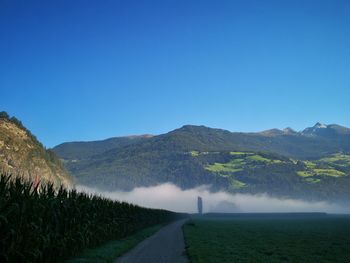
[0,114,72,188]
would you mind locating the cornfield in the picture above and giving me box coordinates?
[0,174,186,263]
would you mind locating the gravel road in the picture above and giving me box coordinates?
[114,219,189,263]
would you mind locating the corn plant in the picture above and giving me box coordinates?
[0,174,186,263]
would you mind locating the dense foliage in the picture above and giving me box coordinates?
[59,149,350,201]
[184,214,350,263]
[53,125,350,201]
[55,124,350,161]
[0,174,185,263]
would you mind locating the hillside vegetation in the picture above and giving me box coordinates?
[0,112,72,187]
[54,135,152,160]
[53,124,350,201]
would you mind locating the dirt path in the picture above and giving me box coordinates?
[114,219,189,263]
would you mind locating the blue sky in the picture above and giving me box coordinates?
[1,0,350,147]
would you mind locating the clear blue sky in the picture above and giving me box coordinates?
[1,0,350,147]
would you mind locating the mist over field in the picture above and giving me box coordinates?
[76,183,350,214]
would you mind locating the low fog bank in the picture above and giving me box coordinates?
[76,183,350,214]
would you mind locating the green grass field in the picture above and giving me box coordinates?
[184,213,350,263]
[297,154,350,181]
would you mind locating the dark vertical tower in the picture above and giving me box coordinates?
[197,196,203,214]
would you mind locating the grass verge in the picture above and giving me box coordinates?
[64,224,163,263]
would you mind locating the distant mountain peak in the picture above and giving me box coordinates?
[260,127,298,136]
[260,128,284,136]
[283,127,297,134]
[174,124,228,134]
[179,124,208,130]
[314,122,327,129]
[302,122,350,137]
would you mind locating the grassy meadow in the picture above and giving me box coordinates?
[184,213,350,263]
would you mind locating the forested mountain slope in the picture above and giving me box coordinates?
[53,124,350,201]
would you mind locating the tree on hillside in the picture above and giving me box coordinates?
[0,111,9,119]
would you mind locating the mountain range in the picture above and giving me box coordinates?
[53,122,350,202]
